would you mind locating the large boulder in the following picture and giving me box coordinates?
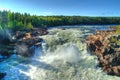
[15,44,34,57]
[16,38,43,57]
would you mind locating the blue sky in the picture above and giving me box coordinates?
[0,0,120,16]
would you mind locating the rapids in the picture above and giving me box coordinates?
[0,25,120,80]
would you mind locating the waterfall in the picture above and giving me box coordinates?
[1,26,120,80]
[0,27,12,42]
[33,45,43,59]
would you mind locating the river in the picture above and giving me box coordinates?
[0,25,120,80]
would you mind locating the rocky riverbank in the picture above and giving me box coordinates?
[86,29,120,76]
[0,28,48,79]
[0,28,48,58]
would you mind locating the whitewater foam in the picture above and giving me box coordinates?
[1,27,120,80]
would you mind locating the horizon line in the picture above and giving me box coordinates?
[1,10,120,17]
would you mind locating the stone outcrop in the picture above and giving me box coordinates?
[16,37,43,57]
[0,28,48,79]
[86,30,120,76]
[15,28,48,40]
[0,28,48,58]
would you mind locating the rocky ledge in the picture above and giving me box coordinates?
[0,28,48,79]
[0,28,48,58]
[86,30,120,76]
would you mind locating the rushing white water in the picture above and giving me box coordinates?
[1,26,120,80]
[0,27,12,41]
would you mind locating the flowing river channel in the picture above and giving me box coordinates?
[1,25,120,80]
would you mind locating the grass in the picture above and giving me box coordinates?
[111,25,120,35]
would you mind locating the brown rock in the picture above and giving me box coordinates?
[86,30,120,77]
[94,40,103,48]
[25,33,31,39]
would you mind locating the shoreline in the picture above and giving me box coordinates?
[86,29,120,76]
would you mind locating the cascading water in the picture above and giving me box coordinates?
[1,26,120,80]
[0,27,12,41]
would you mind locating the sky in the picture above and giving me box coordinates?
[0,0,120,16]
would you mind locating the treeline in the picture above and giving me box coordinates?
[0,10,120,30]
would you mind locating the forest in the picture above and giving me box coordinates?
[0,10,120,30]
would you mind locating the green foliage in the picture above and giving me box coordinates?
[1,10,120,31]
[112,25,120,30]
[109,35,120,48]
[111,26,120,34]
[116,41,120,46]
[109,36,117,43]
[15,21,24,29]
[26,22,33,29]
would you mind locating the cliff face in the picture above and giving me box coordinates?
[86,30,120,76]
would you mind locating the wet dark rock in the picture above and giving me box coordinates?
[89,43,96,52]
[15,44,36,57]
[103,48,109,55]
[0,44,15,58]
[17,38,43,47]
[108,47,115,54]
[15,28,48,40]
[14,28,46,57]
[0,73,6,80]
[0,38,11,45]
[103,47,115,55]
[94,40,103,48]
[0,28,47,59]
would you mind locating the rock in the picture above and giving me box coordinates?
[14,28,45,57]
[0,44,15,58]
[25,33,31,39]
[0,73,6,79]
[15,38,44,57]
[0,28,47,58]
[94,40,103,48]
[15,44,35,57]
[0,38,11,45]
[88,43,96,52]
[86,30,120,77]
[108,47,115,54]
[17,38,43,47]
[112,66,119,76]
[15,28,48,40]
